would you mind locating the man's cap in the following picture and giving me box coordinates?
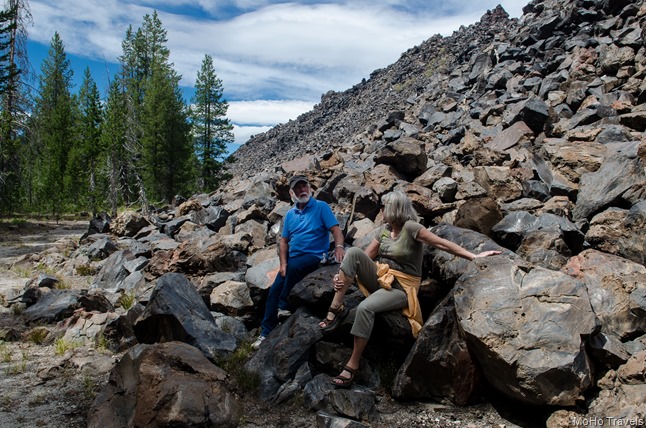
[289,175,309,189]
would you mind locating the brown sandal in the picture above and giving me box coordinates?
[331,365,358,388]
[319,303,348,332]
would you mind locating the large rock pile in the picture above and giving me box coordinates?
[1,0,645,426]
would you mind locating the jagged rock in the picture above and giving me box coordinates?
[245,307,324,401]
[86,237,118,260]
[427,224,509,286]
[453,196,503,236]
[134,272,237,360]
[87,342,240,428]
[110,211,150,237]
[563,249,646,340]
[23,289,82,324]
[273,362,313,404]
[316,411,370,428]
[62,309,118,344]
[485,121,534,152]
[588,332,631,369]
[454,257,598,406]
[235,218,269,252]
[587,351,646,422]
[87,212,111,236]
[166,237,244,275]
[161,215,190,238]
[103,303,145,351]
[209,280,254,316]
[516,229,571,270]
[492,211,584,254]
[373,137,428,179]
[90,250,148,303]
[35,273,59,288]
[586,201,646,265]
[573,152,646,221]
[392,294,480,406]
[197,271,243,305]
[327,386,378,422]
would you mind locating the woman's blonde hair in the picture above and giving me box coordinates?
[382,190,419,225]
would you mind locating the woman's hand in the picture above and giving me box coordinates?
[332,274,345,292]
[472,250,502,260]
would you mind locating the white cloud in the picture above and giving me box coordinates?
[232,124,272,146]
[228,100,316,126]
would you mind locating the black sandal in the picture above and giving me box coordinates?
[319,303,348,332]
[331,365,358,388]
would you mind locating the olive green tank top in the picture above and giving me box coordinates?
[375,220,424,277]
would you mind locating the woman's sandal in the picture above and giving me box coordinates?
[330,365,358,388]
[319,303,348,332]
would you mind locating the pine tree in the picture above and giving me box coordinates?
[101,77,128,217]
[191,54,234,191]
[117,10,195,206]
[68,67,104,214]
[32,32,75,217]
[141,60,194,203]
[0,0,31,213]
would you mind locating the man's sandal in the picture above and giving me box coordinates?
[320,303,348,332]
[330,365,358,388]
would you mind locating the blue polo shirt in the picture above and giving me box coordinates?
[282,197,339,259]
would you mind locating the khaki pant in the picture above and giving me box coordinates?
[340,247,409,339]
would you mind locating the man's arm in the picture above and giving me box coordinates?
[279,237,289,276]
[330,225,345,263]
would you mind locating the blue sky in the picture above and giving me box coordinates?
[25,0,525,151]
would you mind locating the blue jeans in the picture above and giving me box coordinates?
[260,253,321,337]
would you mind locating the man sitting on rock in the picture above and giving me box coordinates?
[252,174,345,349]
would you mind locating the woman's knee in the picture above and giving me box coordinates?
[356,300,374,317]
[345,247,363,259]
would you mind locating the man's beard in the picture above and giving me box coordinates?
[293,192,311,205]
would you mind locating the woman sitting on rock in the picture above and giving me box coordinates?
[319,190,500,387]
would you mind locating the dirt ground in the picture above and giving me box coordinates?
[0,220,538,428]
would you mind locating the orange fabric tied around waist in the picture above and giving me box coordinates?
[357,262,423,338]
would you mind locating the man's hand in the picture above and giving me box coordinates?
[279,263,287,277]
[334,245,345,263]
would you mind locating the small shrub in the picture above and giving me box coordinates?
[11,303,25,315]
[0,342,11,363]
[13,266,33,278]
[27,328,49,344]
[83,374,97,400]
[76,264,97,276]
[118,292,136,310]
[34,263,56,276]
[53,280,70,290]
[216,342,259,393]
[94,333,110,353]
[54,337,81,356]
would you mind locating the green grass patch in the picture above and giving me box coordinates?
[216,342,260,393]
[54,337,82,356]
[27,327,49,345]
[76,264,97,276]
[118,292,136,310]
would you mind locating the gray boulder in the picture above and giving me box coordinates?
[134,273,237,360]
[573,152,646,221]
[87,342,240,428]
[392,294,480,406]
[454,256,598,406]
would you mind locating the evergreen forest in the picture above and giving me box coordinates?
[0,1,235,218]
